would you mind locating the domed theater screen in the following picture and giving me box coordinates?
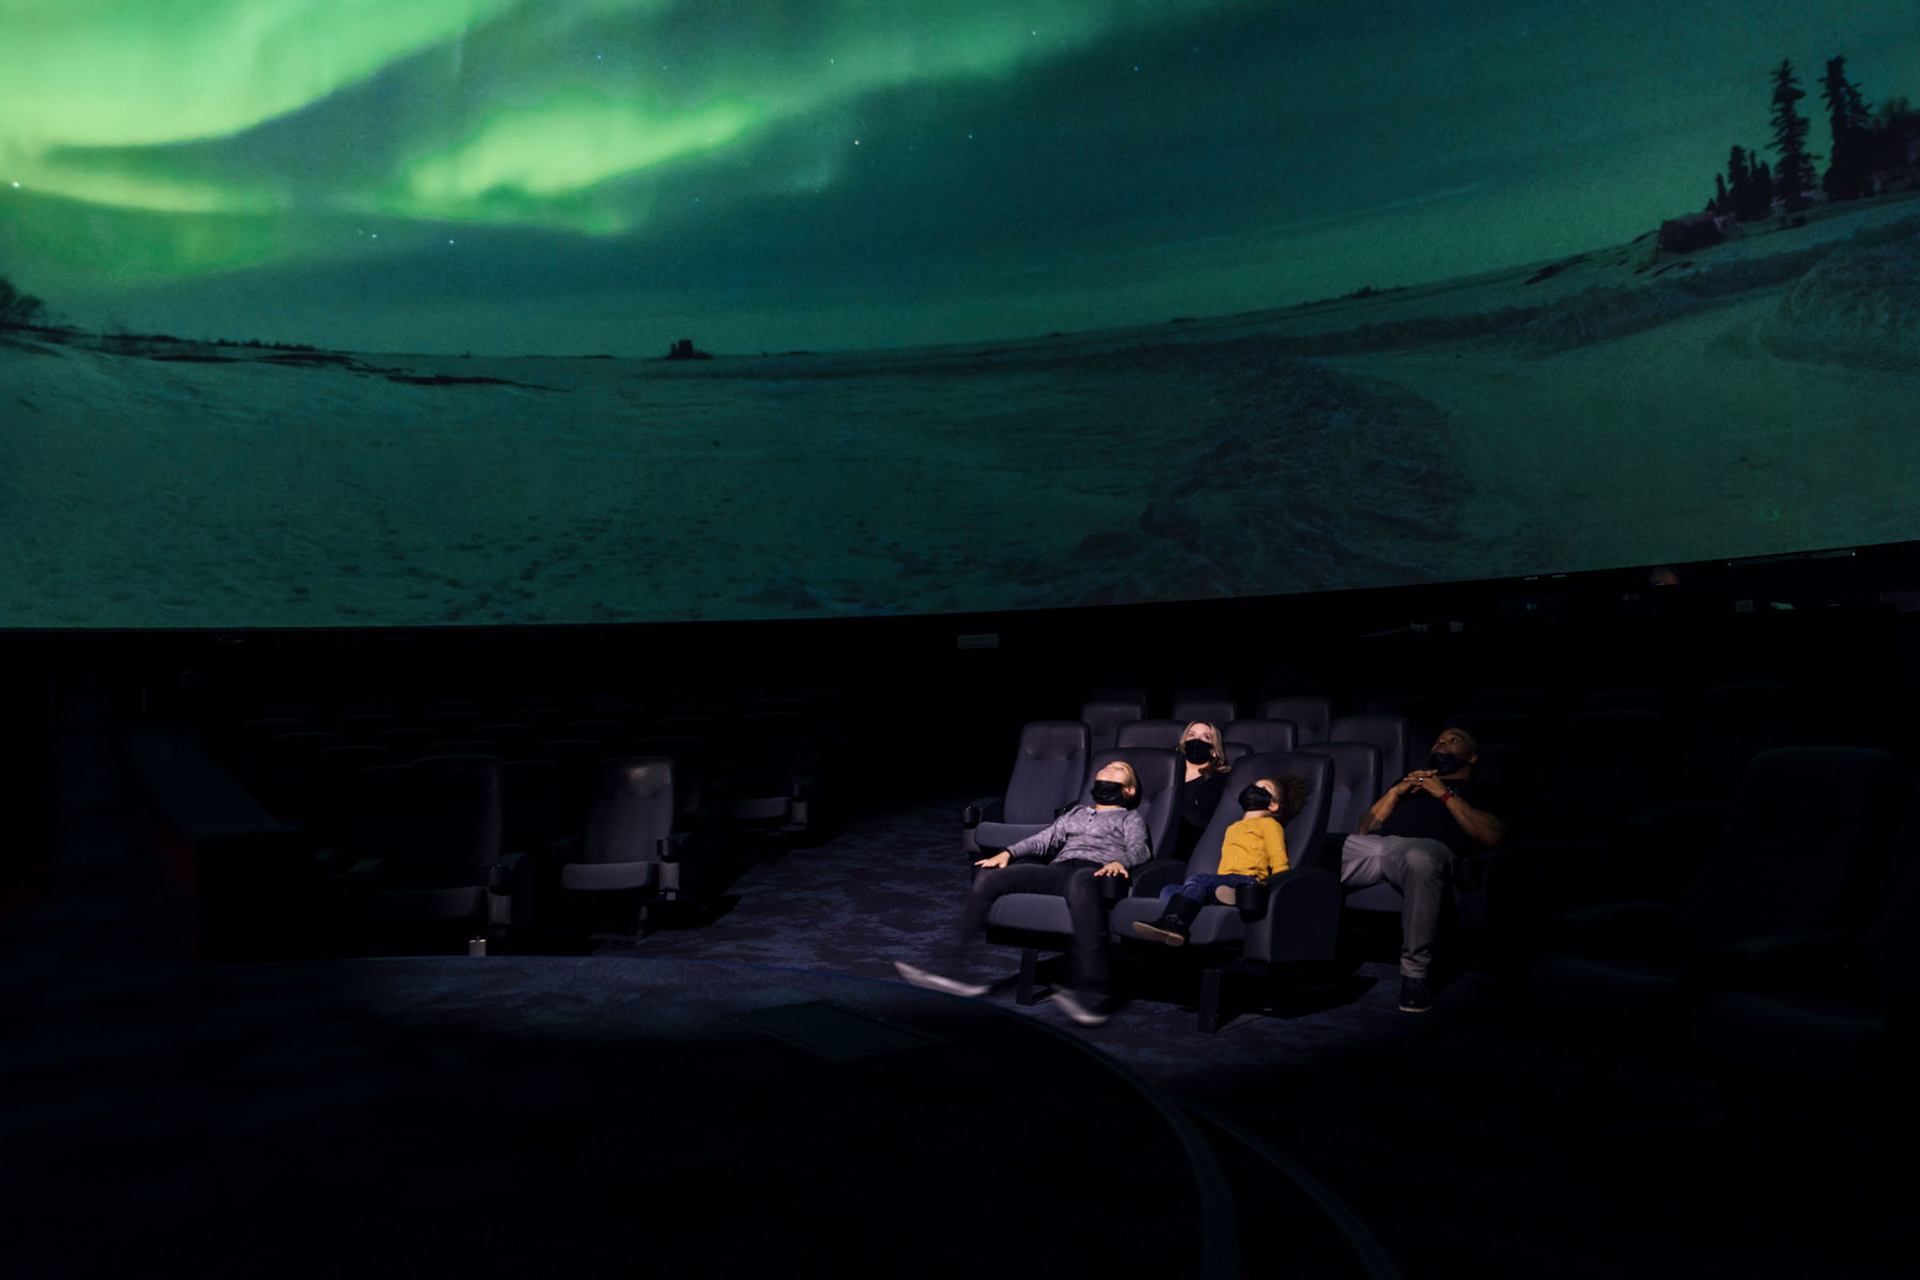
[3,1,1918,626]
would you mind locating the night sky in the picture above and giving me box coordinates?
[3,0,1916,354]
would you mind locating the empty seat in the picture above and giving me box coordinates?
[1329,714,1410,785]
[1258,696,1331,745]
[1115,719,1189,752]
[1171,692,1239,728]
[1316,741,1382,836]
[727,712,816,834]
[558,757,688,898]
[1223,718,1297,756]
[965,721,1093,855]
[345,756,505,949]
[1081,695,1147,752]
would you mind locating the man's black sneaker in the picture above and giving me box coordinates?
[1398,977,1433,1014]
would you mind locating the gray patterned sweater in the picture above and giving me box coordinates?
[1005,806,1151,867]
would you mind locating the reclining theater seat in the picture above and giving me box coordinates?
[1170,693,1240,730]
[981,746,1183,924]
[1258,696,1331,746]
[1109,751,1339,1030]
[1317,741,1382,838]
[1223,718,1297,757]
[1081,695,1147,753]
[964,721,1092,856]
[1328,714,1409,788]
[1114,719,1189,752]
[1108,751,1336,958]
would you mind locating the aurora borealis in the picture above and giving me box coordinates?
[3,1,1917,353]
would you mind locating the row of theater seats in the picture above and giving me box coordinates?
[965,704,1917,1061]
[963,720,1376,1029]
[208,691,843,951]
[967,714,1406,856]
[960,721,1351,1028]
[1085,683,1833,839]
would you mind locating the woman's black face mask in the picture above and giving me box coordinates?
[1181,739,1214,764]
[1090,779,1130,805]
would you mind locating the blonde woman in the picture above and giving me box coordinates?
[1174,721,1231,861]
[896,760,1148,1027]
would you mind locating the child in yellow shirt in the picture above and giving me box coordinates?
[1132,776,1300,946]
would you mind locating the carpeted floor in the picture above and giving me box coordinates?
[603,809,1916,1280]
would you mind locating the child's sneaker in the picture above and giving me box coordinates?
[1130,917,1188,947]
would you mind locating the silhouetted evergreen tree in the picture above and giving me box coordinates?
[1820,56,1873,200]
[1711,172,1729,214]
[0,276,46,330]
[1769,59,1817,209]
[1869,95,1920,176]
[1724,145,1772,221]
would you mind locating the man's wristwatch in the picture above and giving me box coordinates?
[1442,787,1459,803]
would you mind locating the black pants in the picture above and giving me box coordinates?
[960,860,1111,994]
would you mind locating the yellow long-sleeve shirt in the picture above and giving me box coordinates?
[1217,813,1289,879]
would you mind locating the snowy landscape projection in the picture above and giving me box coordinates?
[2,1,1919,627]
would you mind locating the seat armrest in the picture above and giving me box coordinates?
[964,797,1004,828]
[1243,867,1340,965]
[656,830,694,861]
[1128,858,1186,899]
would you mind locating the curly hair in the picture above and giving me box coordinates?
[1255,775,1307,822]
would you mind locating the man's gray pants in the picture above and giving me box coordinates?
[1339,834,1455,979]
